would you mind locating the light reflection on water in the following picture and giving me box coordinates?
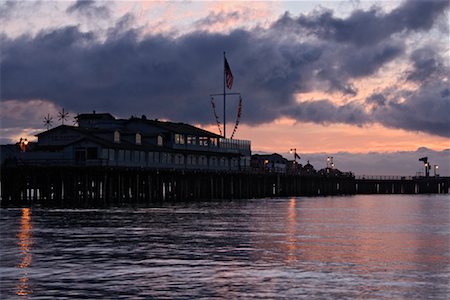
[16,208,33,297]
[1,195,449,299]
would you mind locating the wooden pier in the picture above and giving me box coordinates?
[1,166,449,206]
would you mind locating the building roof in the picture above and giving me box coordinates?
[126,117,222,138]
[76,112,115,121]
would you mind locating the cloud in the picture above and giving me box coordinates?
[1,0,449,140]
[373,80,450,138]
[275,0,449,46]
[406,47,447,84]
[194,10,242,28]
[0,1,17,20]
[66,0,110,19]
[285,99,369,126]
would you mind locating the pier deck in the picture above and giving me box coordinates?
[1,166,448,206]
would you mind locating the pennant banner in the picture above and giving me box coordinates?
[210,97,223,136]
[230,96,243,139]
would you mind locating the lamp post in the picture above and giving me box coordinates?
[19,138,29,152]
[434,165,439,177]
[290,148,299,163]
[264,159,269,172]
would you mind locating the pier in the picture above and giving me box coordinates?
[1,166,448,206]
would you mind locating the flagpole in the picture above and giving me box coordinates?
[223,51,226,139]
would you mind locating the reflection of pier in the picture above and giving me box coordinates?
[1,166,448,206]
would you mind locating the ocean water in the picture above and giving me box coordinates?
[1,195,449,299]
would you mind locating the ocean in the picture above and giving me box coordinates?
[1,194,449,299]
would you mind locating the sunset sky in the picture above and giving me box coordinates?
[1,0,449,175]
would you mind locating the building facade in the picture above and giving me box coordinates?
[3,112,251,171]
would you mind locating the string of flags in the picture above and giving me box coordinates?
[230,96,243,139]
[210,97,223,136]
[211,95,244,139]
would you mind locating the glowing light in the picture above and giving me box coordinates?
[16,208,33,296]
[286,198,298,262]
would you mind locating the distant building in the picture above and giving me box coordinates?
[251,153,288,173]
[317,167,353,178]
[1,112,251,171]
[301,160,316,175]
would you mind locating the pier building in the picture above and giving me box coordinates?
[2,112,251,171]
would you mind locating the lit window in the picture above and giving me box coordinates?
[157,135,163,146]
[114,130,120,143]
[175,134,185,144]
[199,137,209,146]
[136,133,142,145]
[187,135,197,145]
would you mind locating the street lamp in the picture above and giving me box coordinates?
[434,165,439,177]
[326,156,334,168]
[264,159,269,171]
[290,148,300,163]
[19,138,29,152]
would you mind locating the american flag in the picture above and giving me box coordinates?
[224,58,233,89]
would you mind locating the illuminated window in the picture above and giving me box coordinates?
[187,135,197,145]
[136,133,142,145]
[157,135,163,146]
[175,134,185,144]
[114,130,120,143]
[199,137,209,146]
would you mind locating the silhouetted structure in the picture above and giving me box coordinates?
[1,112,251,171]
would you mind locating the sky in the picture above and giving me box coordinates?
[0,0,449,176]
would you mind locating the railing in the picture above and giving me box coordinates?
[219,138,251,154]
[355,175,414,180]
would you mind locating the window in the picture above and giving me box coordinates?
[175,134,185,144]
[157,135,163,146]
[221,157,228,167]
[210,138,218,147]
[175,154,184,165]
[199,137,209,146]
[114,130,120,143]
[148,152,154,163]
[109,149,115,161]
[187,135,197,145]
[87,147,98,159]
[136,133,142,145]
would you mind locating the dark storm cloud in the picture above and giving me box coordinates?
[66,0,110,19]
[406,47,446,83]
[373,80,450,138]
[276,0,449,46]
[284,100,369,126]
[0,26,321,124]
[1,0,449,138]
[366,46,450,138]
